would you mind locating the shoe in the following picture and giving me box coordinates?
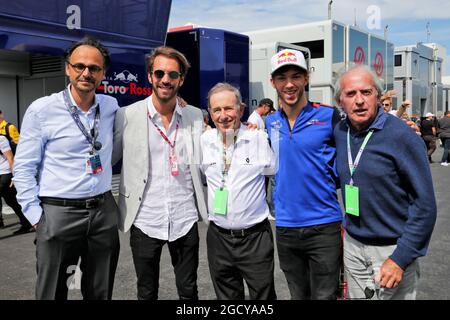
[441,162,449,166]
[13,226,34,235]
[0,220,4,228]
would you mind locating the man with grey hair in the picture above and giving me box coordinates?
[201,82,277,299]
[333,65,436,299]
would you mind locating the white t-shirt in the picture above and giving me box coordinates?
[0,135,11,174]
[247,110,265,129]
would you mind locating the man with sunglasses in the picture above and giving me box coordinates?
[13,38,120,300]
[113,46,207,300]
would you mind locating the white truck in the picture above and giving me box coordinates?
[245,19,394,112]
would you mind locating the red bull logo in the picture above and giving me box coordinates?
[113,70,139,83]
[278,51,296,58]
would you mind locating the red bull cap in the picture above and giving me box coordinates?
[271,49,307,74]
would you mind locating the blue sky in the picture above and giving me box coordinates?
[169,0,450,75]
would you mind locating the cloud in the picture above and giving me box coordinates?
[169,0,450,32]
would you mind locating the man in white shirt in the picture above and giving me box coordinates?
[14,38,120,300]
[201,83,277,300]
[246,98,273,130]
[113,46,207,300]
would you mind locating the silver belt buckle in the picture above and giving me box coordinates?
[230,229,245,237]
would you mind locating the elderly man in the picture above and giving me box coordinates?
[201,83,277,300]
[334,65,436,300]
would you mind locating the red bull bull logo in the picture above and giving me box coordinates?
[278,51,296,58]
[100,69,151,96]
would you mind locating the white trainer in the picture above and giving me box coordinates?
[441,162,449,166]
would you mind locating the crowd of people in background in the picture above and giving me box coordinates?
[1,38,446,301]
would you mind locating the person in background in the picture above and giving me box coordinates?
[202,108,212,131]
[420,112,437,163]
[0,110,20,145]
[247,98,274,130]
[438,110,450,166]
[0,135,32,233]
[334,65,436,300]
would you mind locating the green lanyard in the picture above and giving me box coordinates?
[219,133,237,190]
[347,128,374,185]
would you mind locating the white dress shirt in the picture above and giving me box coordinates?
[13,85,119,225]
[133,97,198,241]
[247,110,265,129]
[201,124,276,229]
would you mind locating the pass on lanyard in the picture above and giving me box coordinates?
[148,111,180,176]
[345,129,373,216]
[86,153,103,175]
[213,133,237,216]
[62,89,102,152]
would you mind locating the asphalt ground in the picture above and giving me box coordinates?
[0,147,449,300]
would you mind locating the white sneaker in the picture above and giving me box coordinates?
[441,162,449,166]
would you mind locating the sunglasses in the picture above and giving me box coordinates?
[151,69,183,80]
[67,62,103,74]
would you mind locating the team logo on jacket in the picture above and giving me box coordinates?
[307,119,327,125]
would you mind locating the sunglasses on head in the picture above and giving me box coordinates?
[151,69,183,80]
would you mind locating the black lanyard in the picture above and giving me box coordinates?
[63,89,102,152]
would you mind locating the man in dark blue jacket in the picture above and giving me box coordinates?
[334,65,437,299]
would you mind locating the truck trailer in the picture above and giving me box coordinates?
[0,0,172,127]
[244,19,394,111]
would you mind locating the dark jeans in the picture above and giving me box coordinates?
[0,173,31,228]
[207,220,276,300]
[130,223,199,300]
[441,138,450,163]
[422,135,436,158]
[36,192,120,300]
[276,221,342,300]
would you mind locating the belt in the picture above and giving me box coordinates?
[212,219,269,238]
[40,192,108,209]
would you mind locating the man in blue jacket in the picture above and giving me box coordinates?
[334,65,437,299]
[265,49,343,300]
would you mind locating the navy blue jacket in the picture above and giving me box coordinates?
[334,107,437,269]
